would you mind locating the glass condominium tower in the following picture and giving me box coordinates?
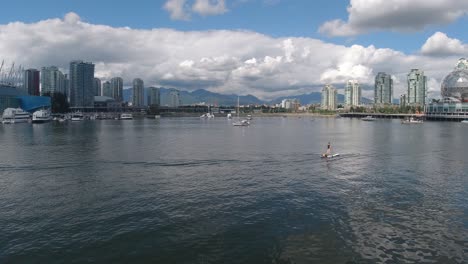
[321,84,337,110]
[407,69,427,106]
[374,72,393,105]
[345,80,361,107]
[110,77,123,102]
[148,87,160,106]
[69,60,95,108]
[132,78,144,107]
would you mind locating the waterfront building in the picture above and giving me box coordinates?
[93,78,101,96]
[23,69,40,96]
[110,77,123,102]
[426,58,468,119]
[148,87,160,106]
[407,69,427,106]
[169,89,181,108]
[321,84,337,110]
[102,81,112,97]
[41,66,66,95]
[0,84,51,113]
[94,96,122,112]
[345,80,361,107]
[400,94,407,108]
[69,61,95,108]
[132,78,144,107]
[374,72,393,105]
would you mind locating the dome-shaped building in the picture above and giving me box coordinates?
[441,58,468,102]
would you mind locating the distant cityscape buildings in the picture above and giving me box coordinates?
[132,78,144,107]
[148,87,160,106]
[407,69,427,106]
[93,77,101,96]
[23,69,40,96]
[169,89,181,108]
[110,77,123,102]
[69,61,95,108]
[374,72,393,105]
[40,66,66,95]
[321,84,337,110]
[344,80,361,107]
[102,81,112,97]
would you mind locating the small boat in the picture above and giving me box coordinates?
[227,113,232,119]
[232,97,249,126]
[402,116,423,124]
[200,113,215,119]
[232,120,250,126]
[71,112,84,121]
[461,120,468,123]
[120,113,133,120]
[2,108,31,124]
[246,114,252,120]
[361,115,376,121]
[32,109,52,123]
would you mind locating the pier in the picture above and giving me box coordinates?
[340,112,468,121]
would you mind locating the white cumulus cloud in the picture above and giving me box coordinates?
[192,0,227,16]
[0,13,461,100]
[319,0,468,37]
[163,0,227,20]
[421,32,467,56]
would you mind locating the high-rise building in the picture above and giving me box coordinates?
[148,87,160,106]
[132,78,144,107]
[374,72,393,105]
[169,89,181,108]
[102,81,112,97]
[110,77,123,102]
[69,60,95,108]
[93,78,101,96]
[345,80,361,107]
[41,66,66,95]
[400,94,407,108]
[23,69,40,96]
[321,84,337,110]
[407,69,427,106]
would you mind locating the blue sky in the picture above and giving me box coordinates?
[1,0,468,99]
[2,0,466,54]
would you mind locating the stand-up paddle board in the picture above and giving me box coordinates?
[321,153,340,158]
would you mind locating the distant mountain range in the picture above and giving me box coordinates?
[122,88,373,106]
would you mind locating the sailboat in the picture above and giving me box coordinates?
[232,97,250,126]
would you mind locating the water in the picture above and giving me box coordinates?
[0,117,467,263]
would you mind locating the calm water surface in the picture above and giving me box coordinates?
[0,117,467,263]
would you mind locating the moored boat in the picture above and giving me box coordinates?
[32,109,52,123]
[402,116,423,124]
[120,113,133,120]
[361,115,376,121]
[2,108,31,124]
[71,112,84,121]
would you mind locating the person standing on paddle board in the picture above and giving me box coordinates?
[322,142,331,157]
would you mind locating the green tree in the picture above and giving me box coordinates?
[44,92,70,113]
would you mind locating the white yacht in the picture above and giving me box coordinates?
[120,113,133,120]
[401,116,423,124]
[361,115,376,121]
[32,109,52,123]
[232,119,250,126]
[2,108,31,124]
[71,112,84,121]
[232,97,250,127]
[200,113,215,119]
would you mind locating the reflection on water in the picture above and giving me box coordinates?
[0,118,466,263]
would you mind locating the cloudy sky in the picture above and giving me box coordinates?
[1,0,468,100]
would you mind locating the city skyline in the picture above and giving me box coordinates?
[1,1,468,100]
